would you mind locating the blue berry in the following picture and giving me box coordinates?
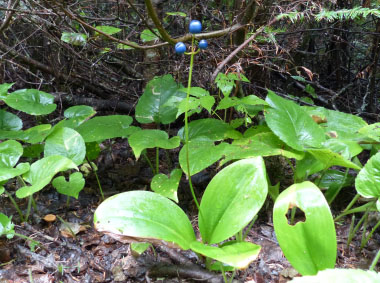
[198,39,208,49]
[189,20,202,34]
[175,42,186,54]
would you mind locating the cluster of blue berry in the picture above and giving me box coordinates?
[175,20,208,54]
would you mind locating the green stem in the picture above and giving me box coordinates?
[335,194,360,222]
[290,206,296,225]
[66,196,70,208]
[24,195,33,223]
[362,218,380,249]
[86,157,104,200]
[360,211,369,250]
[4,189,24,222]
[143,152,156,175]
[347,207,370,247]
[184,35,200,211]
[285,158,296,183]
[243,215,258,240]
[228,270,236,283]
[156,147,159,174]
[328,168,349,205]
[370,249,380,271]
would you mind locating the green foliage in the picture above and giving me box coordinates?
[61,32,87,46]
[315,7,380,22]
[273,182,337,275]
[140,29,159,42]
[95,25,121,36]
[52,172,85,199]
[290,269,380,282]
[0,213,15,239]
[151,169,182,202]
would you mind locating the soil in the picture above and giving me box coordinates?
[0,140,379,283]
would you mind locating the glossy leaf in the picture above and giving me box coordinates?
[22,124,52,143]
[273,181,336,275]
[151,169,182,202]
[44,127,86,165]
[178,118,242,142]
[16,156,77,198]
[0,213,15,239]
[199,157,268,244]
[0,140,23,168]
[76,115,133,142]
[190,241,261,269]
[4,89,56,115]
[64,105,96,120]
[179,141,229,176]
[290,269,380,283]
[52,172,85,199]
[303,106,367,140]
[128,130,180,159]
[265,90,325,151]
[176,97,200,118]
[135,75,185,124]
[0,163,30,182]
[220,132,304,166]
[0,110,22,131]
[94,191,196,250]
[356,152,380,198]
[307,149,361,170]
[358,122,380,142]
[323,139,363,160]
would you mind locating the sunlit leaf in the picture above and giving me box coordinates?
[151,169,182,202]
[52,172,85,199]
[356,152,380,198]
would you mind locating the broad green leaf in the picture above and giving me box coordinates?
[303,106,367,140]
[128,130,180,159]
[244,125,272,137]
[265,90,325,151]
[151,169,182,202]
[76,115,133,142]
[215,73,235,97]
[135,75,185,124]
[179,141,229,176]
[0,110,22,131]
[95,25,121,35]
[4,89,56,115]
[216,97,240,110]
[0,213,15,239]
[22,144,44,158]
[0,163,30,182]
[358,123,380,142]
[307,149,361,170]
[176,97,200,118]
[0,83,14,99]
[199,157,268,244]
[190,241,261,269]
[220,132,304,166]
[355,152,380,198]
[317,170,354,190]
[52,172,85,199]
[64,105,96,120]
[200,96,215,113]
[44,127,86,165]
[178,87,210,97]
[94,191,196,250]
[85,142,101,161]
[140,29,159,42]
[178,118,242,142]
[61,32,87,46]
[290,269,380,283]
[0,140,23,168]
[295,152,326,181]
[16,156,77,198]
[240,95,268,106]
[273,181,336,275]
[323,139,363,160]
[217,95,267,111]
[22,124,52,143]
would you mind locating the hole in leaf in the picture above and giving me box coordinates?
[286,206,306,226]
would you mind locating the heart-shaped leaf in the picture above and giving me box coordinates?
[94,191,196,250]
[16,156,77,198]
[52,172,85,199]
[151,169,182,202]
[44,127,86,165]
[129,129,180,159]
[178,118,242,142]
[356,152,380,198]
[0,140,23,168]
[135,75,185,124]
[190,241,261,269]
[290,269,380,283]
[200,96,215,114]
[0,110,22,131]
[273,181,336,275]
[265,91,325,151]
[4,89,56,115]
[64,105,96,121]
[76,115,133,142]
[199,157,268,244]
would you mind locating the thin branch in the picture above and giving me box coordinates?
[0,0,20,33]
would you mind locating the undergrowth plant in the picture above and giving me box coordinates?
[2,18,380,282]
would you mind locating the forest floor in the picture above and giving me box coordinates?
[0,139,379,283]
